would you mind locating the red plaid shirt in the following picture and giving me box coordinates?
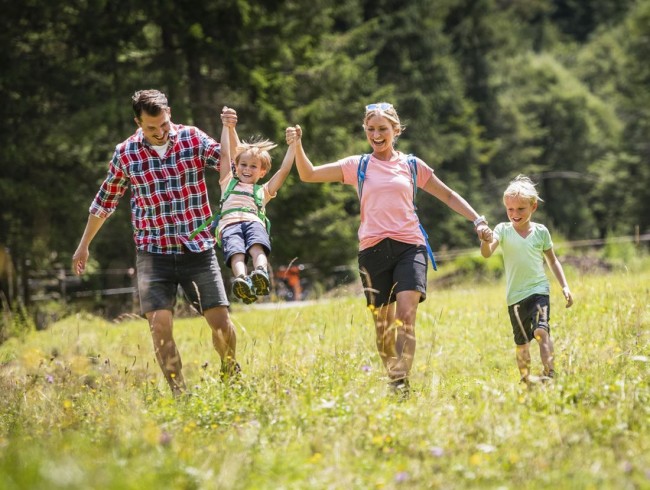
[90,123,221,254]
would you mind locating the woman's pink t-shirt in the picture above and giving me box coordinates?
[339,152,434,251]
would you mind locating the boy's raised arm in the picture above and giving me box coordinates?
[266,127,299,195]
[220,106,237,181]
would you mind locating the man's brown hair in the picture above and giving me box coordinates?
[132,90,169,120]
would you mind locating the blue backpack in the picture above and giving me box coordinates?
[357,154,437,271]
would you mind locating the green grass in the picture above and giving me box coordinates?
[1,263,649,489]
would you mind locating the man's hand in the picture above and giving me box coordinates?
[72,246,89,276]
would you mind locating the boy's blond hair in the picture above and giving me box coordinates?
[503,174,544,204]
[235,138,278,172]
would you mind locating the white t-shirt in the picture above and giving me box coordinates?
[151,141,170,158]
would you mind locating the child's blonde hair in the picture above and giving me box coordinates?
[503,174,544,204]
[235,137,277,172]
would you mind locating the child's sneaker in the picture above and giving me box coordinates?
[388,378,410,402]
[249,266,271,296]
[220,359,242,383]
[540,369,555,383]
[231,275,257,304]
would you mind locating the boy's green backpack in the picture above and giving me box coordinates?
[189,177,271,246]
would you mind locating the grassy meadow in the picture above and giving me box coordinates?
[0,258,649,489]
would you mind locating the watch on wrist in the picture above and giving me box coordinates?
[473,215,487,227]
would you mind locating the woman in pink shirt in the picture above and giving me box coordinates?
[288,103,492,400]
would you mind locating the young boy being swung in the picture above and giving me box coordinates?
[481,175,574,384]
[218,109,296,304]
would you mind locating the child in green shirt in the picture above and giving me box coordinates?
[481,175,573,384]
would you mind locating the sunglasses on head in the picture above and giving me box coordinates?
[365,102,393,112]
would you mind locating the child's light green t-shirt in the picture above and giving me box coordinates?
[493,222,553,306]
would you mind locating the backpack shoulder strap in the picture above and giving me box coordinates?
[407,154,437,271]
[252,184,265,210]
[406,154,418,206]
[252,183,271,234]
[357,154,371,200]
[220,177,240,205]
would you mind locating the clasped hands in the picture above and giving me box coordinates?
[220,106,237,127]
[286,125,302,145]
[477,223,493,242]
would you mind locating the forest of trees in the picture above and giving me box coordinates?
[1,0,648,294]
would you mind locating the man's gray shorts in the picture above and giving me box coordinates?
[136,248,229,315]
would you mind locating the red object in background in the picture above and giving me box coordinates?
[275,265,303,301]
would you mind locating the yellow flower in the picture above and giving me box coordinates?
[469,453,483,466]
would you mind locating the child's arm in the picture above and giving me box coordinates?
[480,236,499,258]
[544,248,574,308]
[265,130,298,196]
[220,105,240,160]
[219,107,236,182]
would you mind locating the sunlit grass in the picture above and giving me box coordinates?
[1,264,648,489]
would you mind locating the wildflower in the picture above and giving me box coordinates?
[430,446,444,457]
[159,431,172,446]
[394,471,409,483]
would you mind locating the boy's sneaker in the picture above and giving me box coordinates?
[540,369,555,383]
[388,378,410,402]
[249,266,271,296]
[232,275,257,304]
[220,360,242,383]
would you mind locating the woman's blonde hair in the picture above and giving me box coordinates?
[363,103,405,139]
[503,174,544,204]
[235,137,277,172]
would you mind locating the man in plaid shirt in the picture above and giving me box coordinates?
[72,89,240,396]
